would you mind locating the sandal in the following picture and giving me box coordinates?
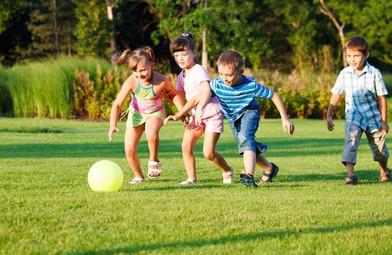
[148,161,161,179]
[259,163,279,183]
[222,168,233,184]
[129,177,144,184]
[379,169,391,183]
[345,175,358,185]
[180,178,197,186]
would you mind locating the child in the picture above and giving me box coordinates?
[108,46,184,184]
[326,36,390,185]
[194,50,295,187]
[164,32,233,185]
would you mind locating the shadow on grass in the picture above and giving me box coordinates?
[0,138,343,158]
[63,219,392,255]
[279,170,387,184]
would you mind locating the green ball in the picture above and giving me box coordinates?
[88,160,123,192]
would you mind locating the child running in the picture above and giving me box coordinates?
[164,32,233,185]
[326,36,390,185]
[194,50,295,187]
[108,46,184,184]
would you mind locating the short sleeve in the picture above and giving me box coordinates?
[254,82,273,99]
[331,71,345,95]
[374,69,388,96]
[192,65,210,85]
[176,71,185,92]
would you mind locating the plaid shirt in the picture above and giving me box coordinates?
[331,62,388,132]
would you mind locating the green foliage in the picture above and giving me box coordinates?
[1,118,392,254]
[255,69,345,119]
[72,66,179,120]
[74,0,111,57]
[72,65,129,120]
[1,57,111,118]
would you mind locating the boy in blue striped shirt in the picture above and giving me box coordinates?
[326,36,390,185]
[196,50,294,187]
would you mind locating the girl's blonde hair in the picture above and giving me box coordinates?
[112,46,155,71]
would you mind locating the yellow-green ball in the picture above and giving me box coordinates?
[88,160,123,192]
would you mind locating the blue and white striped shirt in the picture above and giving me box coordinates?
[209,75,273,122]
[331,62,387,132]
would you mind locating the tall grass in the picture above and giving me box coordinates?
[1,57,111,118]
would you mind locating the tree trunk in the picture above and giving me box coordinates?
[201,0,208,69]
[106,0,116,51]
[319,0,346,66]
[51,0,59,56]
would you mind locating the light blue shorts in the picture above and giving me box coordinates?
[229,109,267,155]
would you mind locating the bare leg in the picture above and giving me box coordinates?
[203,131,232,173]
[379,161,390,180]
[243,150,257,176]
[345,163,355,177]
[182,127,204,181]
[144,117,163,162]
[124,125,144,178]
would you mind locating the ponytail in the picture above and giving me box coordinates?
[111,46,155,71]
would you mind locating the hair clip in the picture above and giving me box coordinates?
[181,32,193,39]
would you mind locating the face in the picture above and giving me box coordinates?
[346,48,368,71]
[218,64,242,87]
[133,61,153,82]
[173,50,194,69]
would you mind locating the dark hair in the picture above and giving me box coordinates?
[345,36,369,55]
[111,46,155,71]
[216,50,244,73]
[170,32,196,54]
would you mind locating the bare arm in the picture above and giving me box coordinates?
[108,77,133,142]
[378,95,389,134]
[326,94,340,131]
[271,92,295,135]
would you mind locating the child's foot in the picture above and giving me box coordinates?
[259,163,279,183]
[345,175,358,185]
[180,178,197,186]
[379,169,391,182]
[222,168,233,184]
[239,172,257,187]
[129,177,144,184]
[148,161,161,179]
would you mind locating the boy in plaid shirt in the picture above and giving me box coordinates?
[327,36,390,185]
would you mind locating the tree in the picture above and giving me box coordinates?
[319,0,346,66]
[27,0,76,58]
[74,0,111,56]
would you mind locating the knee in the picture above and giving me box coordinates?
[203,150,216,161]
[125,146,137,158]
[182,141,193,155]
[146,132,159,142]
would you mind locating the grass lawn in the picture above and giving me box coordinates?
[1,117,392,255]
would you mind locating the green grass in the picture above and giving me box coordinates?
[1,118,392,254]
[0,57,111,118]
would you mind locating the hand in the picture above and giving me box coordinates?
[181,114,190,125]
[282,118,295,135]
[195,108,203,126]
[108,126,119,142]
[381,121,389,135]
[163,115,177,125]
[326,117,334,131]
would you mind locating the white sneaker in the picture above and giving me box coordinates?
[222,169,233,184]
[180,178,197,186]
[129,177,144,184]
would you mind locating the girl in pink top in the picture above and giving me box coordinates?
[108,47,184,184]
[165,33,233,185]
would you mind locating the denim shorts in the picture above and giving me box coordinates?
[229,109,267,155]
